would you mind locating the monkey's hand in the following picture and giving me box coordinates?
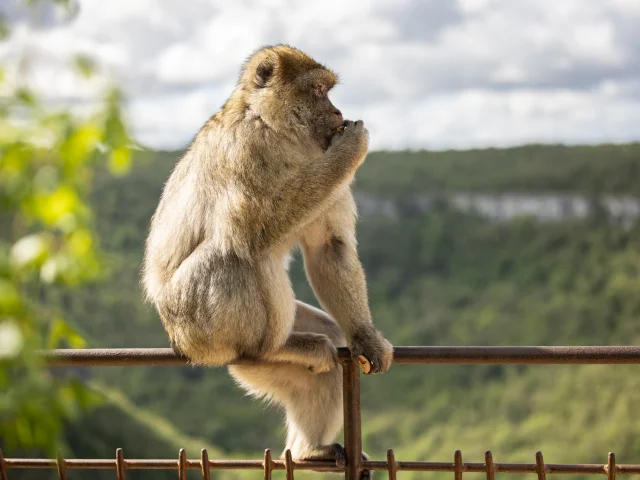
[329,120,369,169]
[348,327,393,375]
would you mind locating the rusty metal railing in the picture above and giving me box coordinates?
[4,345,640,480]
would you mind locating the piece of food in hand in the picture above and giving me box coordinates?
[358,355,371,374]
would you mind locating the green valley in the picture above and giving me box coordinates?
[7,143,640,480]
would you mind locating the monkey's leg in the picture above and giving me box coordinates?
[261,330,339,373]
[228,301,371,479]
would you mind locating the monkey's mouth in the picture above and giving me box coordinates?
[329,121,348,140]
[335,119,349,134]
[320,121,347,151]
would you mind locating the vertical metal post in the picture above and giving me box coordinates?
[343,358,363,480]
[387,449,397,480]
[454,450,463,480]
[535,451,546,480]
[178,449,187,480]
[0,449,7,480]
[608,452,616,480]
[485,451,495,480]
[201,449,211,480]
[56,452,66,480]
[116,448,126,480]
[263,449,273,480]
[284,449,295,480]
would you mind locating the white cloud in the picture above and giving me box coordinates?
[353,87,640,151]
[1,0,639,150]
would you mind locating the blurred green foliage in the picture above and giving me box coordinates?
[3,144,637,480]
[0,4,134,454]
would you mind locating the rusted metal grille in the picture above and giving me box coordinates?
[4,345,640,480]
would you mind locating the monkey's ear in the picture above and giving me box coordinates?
[255,59,275,88]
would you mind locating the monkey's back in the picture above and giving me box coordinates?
[141,128,300,362]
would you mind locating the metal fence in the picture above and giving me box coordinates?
[4,346,640,480]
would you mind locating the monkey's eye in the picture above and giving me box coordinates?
[314,84,327,97]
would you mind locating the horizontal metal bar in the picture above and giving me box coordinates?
[361,461,631,474]
[39,348,188,366]
[38,346,640,367]
[386,346,640,364]
[4,458,341,472]
[5,458,640,475]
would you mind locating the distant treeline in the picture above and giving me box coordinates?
[6,143,640,480]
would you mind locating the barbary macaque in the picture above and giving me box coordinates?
[142,45,392,476]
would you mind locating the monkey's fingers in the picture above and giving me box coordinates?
[358,355,372,374]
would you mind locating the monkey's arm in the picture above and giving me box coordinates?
[299,192,393,374]
[243,121,368,250]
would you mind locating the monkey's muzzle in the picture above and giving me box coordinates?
[335,119,350,134]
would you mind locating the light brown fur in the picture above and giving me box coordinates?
[141,45,392,473]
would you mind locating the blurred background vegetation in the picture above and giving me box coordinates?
[2,2,640,480]
[4,142,640,480]
[0,0,134,458]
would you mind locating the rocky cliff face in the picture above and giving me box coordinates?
[355,192,640,224]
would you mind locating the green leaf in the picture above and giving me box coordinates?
[108,146,132,175]
[68,228,93,256]
[33,186,80,226]
[74,54,96,79]
[60,123,101,169]
[16,88,37,108]
[0,279,21,313]
[47,316,86,349]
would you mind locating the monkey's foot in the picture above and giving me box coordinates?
[304,334,339,374]
[302,443,372,480]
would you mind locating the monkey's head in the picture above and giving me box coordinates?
[238,45,344,150]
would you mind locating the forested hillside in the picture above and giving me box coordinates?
[8,143,640,480]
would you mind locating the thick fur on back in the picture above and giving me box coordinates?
[141,45,364,363]
[143,45,340,299]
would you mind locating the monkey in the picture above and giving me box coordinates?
[141,45,393,477]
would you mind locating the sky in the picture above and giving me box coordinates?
[1,0,640,151]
